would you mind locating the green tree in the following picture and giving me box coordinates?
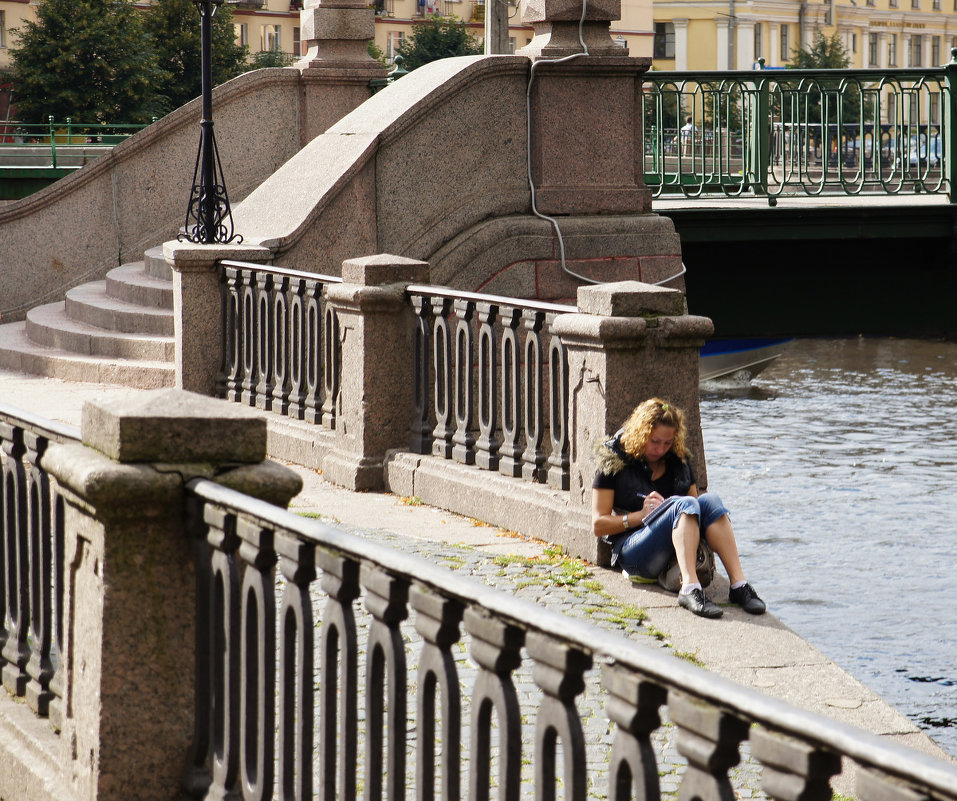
[11,0,165,124]
[396,16,481,71]
[790,31,850,69]
[144,0,249,114]
[250,48,294,69]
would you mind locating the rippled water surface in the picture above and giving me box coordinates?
[699,338,957,758]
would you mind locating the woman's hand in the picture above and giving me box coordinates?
[642,491,665,515]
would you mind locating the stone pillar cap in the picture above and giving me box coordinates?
[341,253,430,286]
[82,389,267,464]
[577,281,687,317]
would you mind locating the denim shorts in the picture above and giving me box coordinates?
[611,492,729,579]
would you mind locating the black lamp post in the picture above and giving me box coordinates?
[180,0,241,244]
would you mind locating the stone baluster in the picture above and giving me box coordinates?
[205,504,242,800]
[23,430,55,717]
[286,276,309,421]
[222,265,243,402]
[0,422,28,696]
[476,301,501,471]
[521,308,547,483]
[271,274,292,416]
[498,305,524,478]
[361,565,410,801]
[432,296,455,459]
[277,532,317,801]
[411,586,465,801]
[669,691,750,801]
[323,254,430,490]
[321,302,340,429]
[526,632,592,801]
[237,518,277,800]
[253,270,275,410]
[303,279,324,425]
[464,607,525,801]
[545,332,570,490]
[317,551,360,801]
[411,294,435,455]
[42,389,301,801]
[750,728,840,801]
[240,272,260,406]
[47,479,66,732]
[452,299,476,466]
[602,665,668,801]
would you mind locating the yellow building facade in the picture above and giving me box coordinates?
[650,0,957,70]
[369,0,653,60]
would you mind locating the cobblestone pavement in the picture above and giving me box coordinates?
[308,518,768,801]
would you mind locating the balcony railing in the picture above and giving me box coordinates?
[643,55,957,203]
[0,117,154,169]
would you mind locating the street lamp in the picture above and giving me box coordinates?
[180,0,241,245]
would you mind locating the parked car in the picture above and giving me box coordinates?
[895,133,941,168]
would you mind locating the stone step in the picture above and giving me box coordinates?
[145,246,173,281]
[25,302,174,362]
[105,262,174,310]
[66,282,174,336]
[0,321,175,389]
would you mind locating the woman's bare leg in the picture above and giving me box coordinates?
[704,514,746,585]
[672,513,701,586]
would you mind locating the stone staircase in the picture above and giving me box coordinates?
[0,247,176,388]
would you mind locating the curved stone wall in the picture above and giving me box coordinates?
[228,54,683,296]
[0,68,303,322]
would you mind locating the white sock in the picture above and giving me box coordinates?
[679,582,702,595]
[730,580,748,590]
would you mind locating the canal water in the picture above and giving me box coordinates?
[699,337,957,759]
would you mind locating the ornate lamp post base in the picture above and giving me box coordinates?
[179,0,242,245]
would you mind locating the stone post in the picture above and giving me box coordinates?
[296,0,389,145]
[551,281,713,563]
[516,0,652,216]
[42,390,302,801]
[322,254,430,491]
[164,241,273,397]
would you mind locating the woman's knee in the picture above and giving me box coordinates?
[698,492,730,527]
[673,496,701,518]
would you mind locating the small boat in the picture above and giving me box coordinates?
[699,338,792,384]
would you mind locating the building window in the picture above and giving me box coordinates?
[933,0,941,8]
[932,36,940,64]
[235,23,248,48]
[386,30,405,61]
[869,33,878,66]
[851,33,857,54]
[780,24,789,62]
[653,22,675,60]
[889,0,898,7]
[888,34,897,66]
[293,26,301,56]
[910,34,922,66]
[754,23,763,60]
[0,11,5,49]
[262,24,281,52]
[866,0,875,5]
[911,0,919,7]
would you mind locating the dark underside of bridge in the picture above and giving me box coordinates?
[661,203,957,340]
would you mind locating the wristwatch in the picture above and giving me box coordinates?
[622,513,629,528]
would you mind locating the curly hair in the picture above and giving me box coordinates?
[619,398,688,460]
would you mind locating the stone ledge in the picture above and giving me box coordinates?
[0,694,71,801]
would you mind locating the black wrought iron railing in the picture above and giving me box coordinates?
[0,403,79,731]
[184,475,957,801]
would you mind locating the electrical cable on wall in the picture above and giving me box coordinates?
[525,3,689,290]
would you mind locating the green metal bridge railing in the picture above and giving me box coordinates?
[644,50,957,205]
[0,116,154,168]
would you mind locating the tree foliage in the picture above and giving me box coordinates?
[396,16,481,71]
[144,0,249,114]
[11,0,165,124]
[790,31,850,69]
